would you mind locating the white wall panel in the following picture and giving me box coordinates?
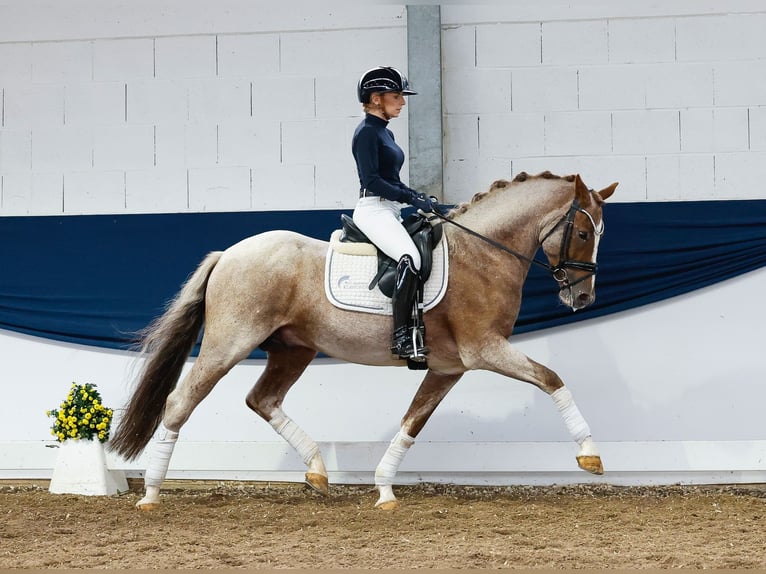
[542,20,608,66]
[31,41,91,84]
[63,170,124,213]
[31,127,91,171]
[607,18,675,64]
[612,110,680,155]
[251,164,314,210]
[443,67,511,115]
[93,125,154,170]
[155,123,217,168]
[251,75,315,121]
[187,79,251,123]
[126,80,188,124]
[1,172,62,215]
[315,160,359,209]
[714,61,766,107]
[188,165,251,211]
[0,129,31,171]
[92,38,155,82]
[282,119,351,165]
[217,119,280,168]
[544,111,612,156]
[154,36,216,80]
[217,34,280,78]
[125,168,189,213]
[646,155,715,201]
[280,28,407,76]
[65,83,125,126]
[714,152,766,199]
[4,85,64,128]
[676,14,766,62]
[680,108,750,153]
[748,107,766,151]
[315,75,361,119]
[0,43,32,83]
[578,66,648,111]
[475,23,541,68]
[478,113,544,159]
[511,67,578,112]
[644,63,714,109]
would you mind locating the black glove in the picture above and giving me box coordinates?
[407,190,434,213]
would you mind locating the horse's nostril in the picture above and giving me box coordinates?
[577,293,594,306]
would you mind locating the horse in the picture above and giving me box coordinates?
[110,170,618,510]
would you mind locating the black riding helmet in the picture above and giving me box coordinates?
[357,66,417,104]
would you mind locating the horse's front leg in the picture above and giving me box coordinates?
[245,345,329,495]
[470,336,603,475]
[375,370,463,510]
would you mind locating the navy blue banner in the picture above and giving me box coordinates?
[1,200,765,357]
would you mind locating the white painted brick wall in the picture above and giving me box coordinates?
[63,170,125,213]
[2,3,765,215]
[442,5,766,204]
[125,168,189,213]
[1,172,62,215]
[65,83,125,126]
[0,43,32,83]
[31,127,92,171]
[93,125,155,170]
[93,38,155,82]
[0,129,31,171]
[4,85,64,128]
[188,166,250,211]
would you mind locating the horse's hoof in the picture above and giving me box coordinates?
[375,500,400,511]
[577,455,604,475]
[136,501,161,511]
[305,472,329,496]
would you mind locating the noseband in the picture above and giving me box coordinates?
[433,195,604,294]
[541,197,605,292]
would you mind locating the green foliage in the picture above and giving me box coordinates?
[46,382,113,443]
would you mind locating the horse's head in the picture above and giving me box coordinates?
[539,174,618,310]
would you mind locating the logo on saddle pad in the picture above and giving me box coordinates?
[324,228,449,316]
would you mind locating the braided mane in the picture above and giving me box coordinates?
[446,171,576,217]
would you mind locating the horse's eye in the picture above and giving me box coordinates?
[578,230,589,241]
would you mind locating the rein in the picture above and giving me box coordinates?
[430,196,603,292]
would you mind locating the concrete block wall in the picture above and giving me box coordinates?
[2,2,765,214]
[441,2,766,203]
[0,3,408,215]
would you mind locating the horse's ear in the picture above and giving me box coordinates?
[596,182,618,202]
[574,174,590,203]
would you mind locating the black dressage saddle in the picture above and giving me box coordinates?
[338,212,443,298]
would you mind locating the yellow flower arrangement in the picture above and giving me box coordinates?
[46,382,113,443]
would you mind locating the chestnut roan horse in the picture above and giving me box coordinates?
[110,171,618,510]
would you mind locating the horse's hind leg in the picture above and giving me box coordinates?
[136,343,255,510]
[244,345,329,494]
[375,370,463,510]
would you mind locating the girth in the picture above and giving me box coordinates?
[338,213,443,298]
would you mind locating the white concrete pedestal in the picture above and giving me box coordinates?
[49,439,128,496]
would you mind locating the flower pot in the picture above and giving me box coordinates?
[49,439,128,496]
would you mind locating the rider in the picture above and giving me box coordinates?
[351,66,434,362]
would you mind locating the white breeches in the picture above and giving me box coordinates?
[353,196,421,270]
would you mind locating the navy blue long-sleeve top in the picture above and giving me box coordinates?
[352,113,414,202]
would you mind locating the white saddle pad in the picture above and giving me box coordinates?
[324,230,449,315]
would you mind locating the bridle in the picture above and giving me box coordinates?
[431,194,605,294]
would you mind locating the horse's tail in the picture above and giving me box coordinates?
[109,251,223,461]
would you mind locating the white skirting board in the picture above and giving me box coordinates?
[3,440,765,487]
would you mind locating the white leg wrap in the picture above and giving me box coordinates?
[269,409,319,466]
[144,422,179,489]
[375,430,415,487]
[551,386,591,445]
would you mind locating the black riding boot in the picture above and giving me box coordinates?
[390,255,428,360]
